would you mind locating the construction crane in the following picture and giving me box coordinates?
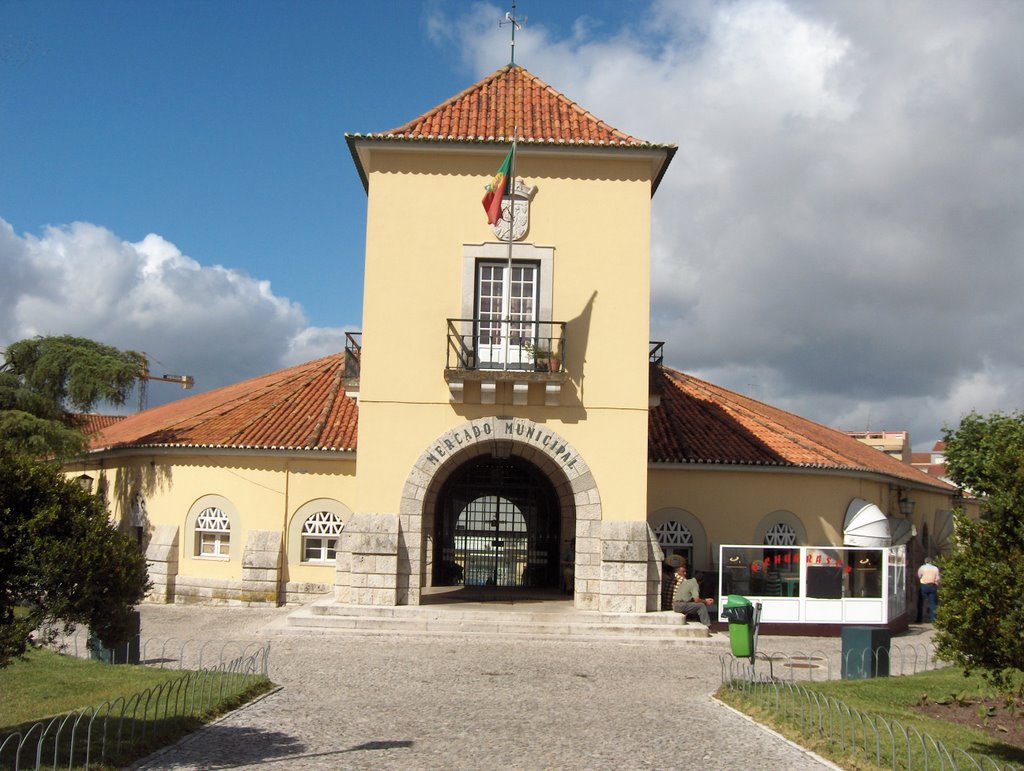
[138,355,194,410]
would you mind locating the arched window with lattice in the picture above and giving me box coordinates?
[301,511,345,562]
[761,521,800,596]
[764,522,797,546]
[655,520,694,565]
[195,506,231,558]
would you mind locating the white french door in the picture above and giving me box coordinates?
[476,262,537,369]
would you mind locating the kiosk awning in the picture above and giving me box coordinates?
[843,498,893,547]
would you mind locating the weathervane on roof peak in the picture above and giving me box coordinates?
[500,2,526,67]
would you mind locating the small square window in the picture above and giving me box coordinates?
[302,536,339,562]
[303,537,324,562]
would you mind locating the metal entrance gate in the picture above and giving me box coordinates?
[435,457,560,588]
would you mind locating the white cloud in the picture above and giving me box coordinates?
[284,326,358,368]
[439,0,1024,448]
[6,1,1023,452]
[0,218,349,408]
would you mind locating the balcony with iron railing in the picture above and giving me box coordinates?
[445,319,566,373]
[649,341,665,407]
[649,341,664,366]
[343,326,665,408]
[342,332,361,399]
[445,318,568,406]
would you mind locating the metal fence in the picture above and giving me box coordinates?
[720,645,1018,770]
[720,640,944,683]
[0,640,271,771]
[49,629,273,672]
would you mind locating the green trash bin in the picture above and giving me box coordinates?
[722,594,756,658]
[841,626,890,679]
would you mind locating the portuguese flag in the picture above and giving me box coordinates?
[482,146,513,225]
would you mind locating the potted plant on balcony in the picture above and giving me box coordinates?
[523,341,561,373]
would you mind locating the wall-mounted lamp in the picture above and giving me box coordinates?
[76,473,94,493]
[897,489,916,517]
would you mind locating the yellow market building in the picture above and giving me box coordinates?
[76,66,960,631]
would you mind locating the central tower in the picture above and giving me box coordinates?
[340,64,675,611]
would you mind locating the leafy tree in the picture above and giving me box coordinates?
[0,335,150,666]
[0,449,150,666]
[0,335,145,459]
[942,410,1024,524]
[933,411,1024,695]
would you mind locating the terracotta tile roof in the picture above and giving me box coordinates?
[375,64,654,146]
[650,368,953,490]
[74,413,127,436]
[89,352,358,453]
[89,352,943,492]
[345,64,676,192]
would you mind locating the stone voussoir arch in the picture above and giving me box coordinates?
[398,416,603,604]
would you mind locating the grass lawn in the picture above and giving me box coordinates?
[0,647,274,769]
[718,667,1024,770]
[0,648,186,727]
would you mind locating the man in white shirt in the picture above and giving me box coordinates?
[918,557,940,622]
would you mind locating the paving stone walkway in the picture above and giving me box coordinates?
[129,605,934,770]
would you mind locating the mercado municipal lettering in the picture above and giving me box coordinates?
[425,418,580,472]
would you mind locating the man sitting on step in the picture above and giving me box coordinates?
[661,556,681,610]
[671,559,715,628]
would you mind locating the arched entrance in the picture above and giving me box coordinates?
[434,455,561,589]
[396,417,603,608]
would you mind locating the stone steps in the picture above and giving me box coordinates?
[283,597,718,643]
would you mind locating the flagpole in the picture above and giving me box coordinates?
[502,3,523,370]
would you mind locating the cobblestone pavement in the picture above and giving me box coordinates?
[129,605,936,770]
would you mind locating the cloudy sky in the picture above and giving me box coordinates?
[2,0,1022,450]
